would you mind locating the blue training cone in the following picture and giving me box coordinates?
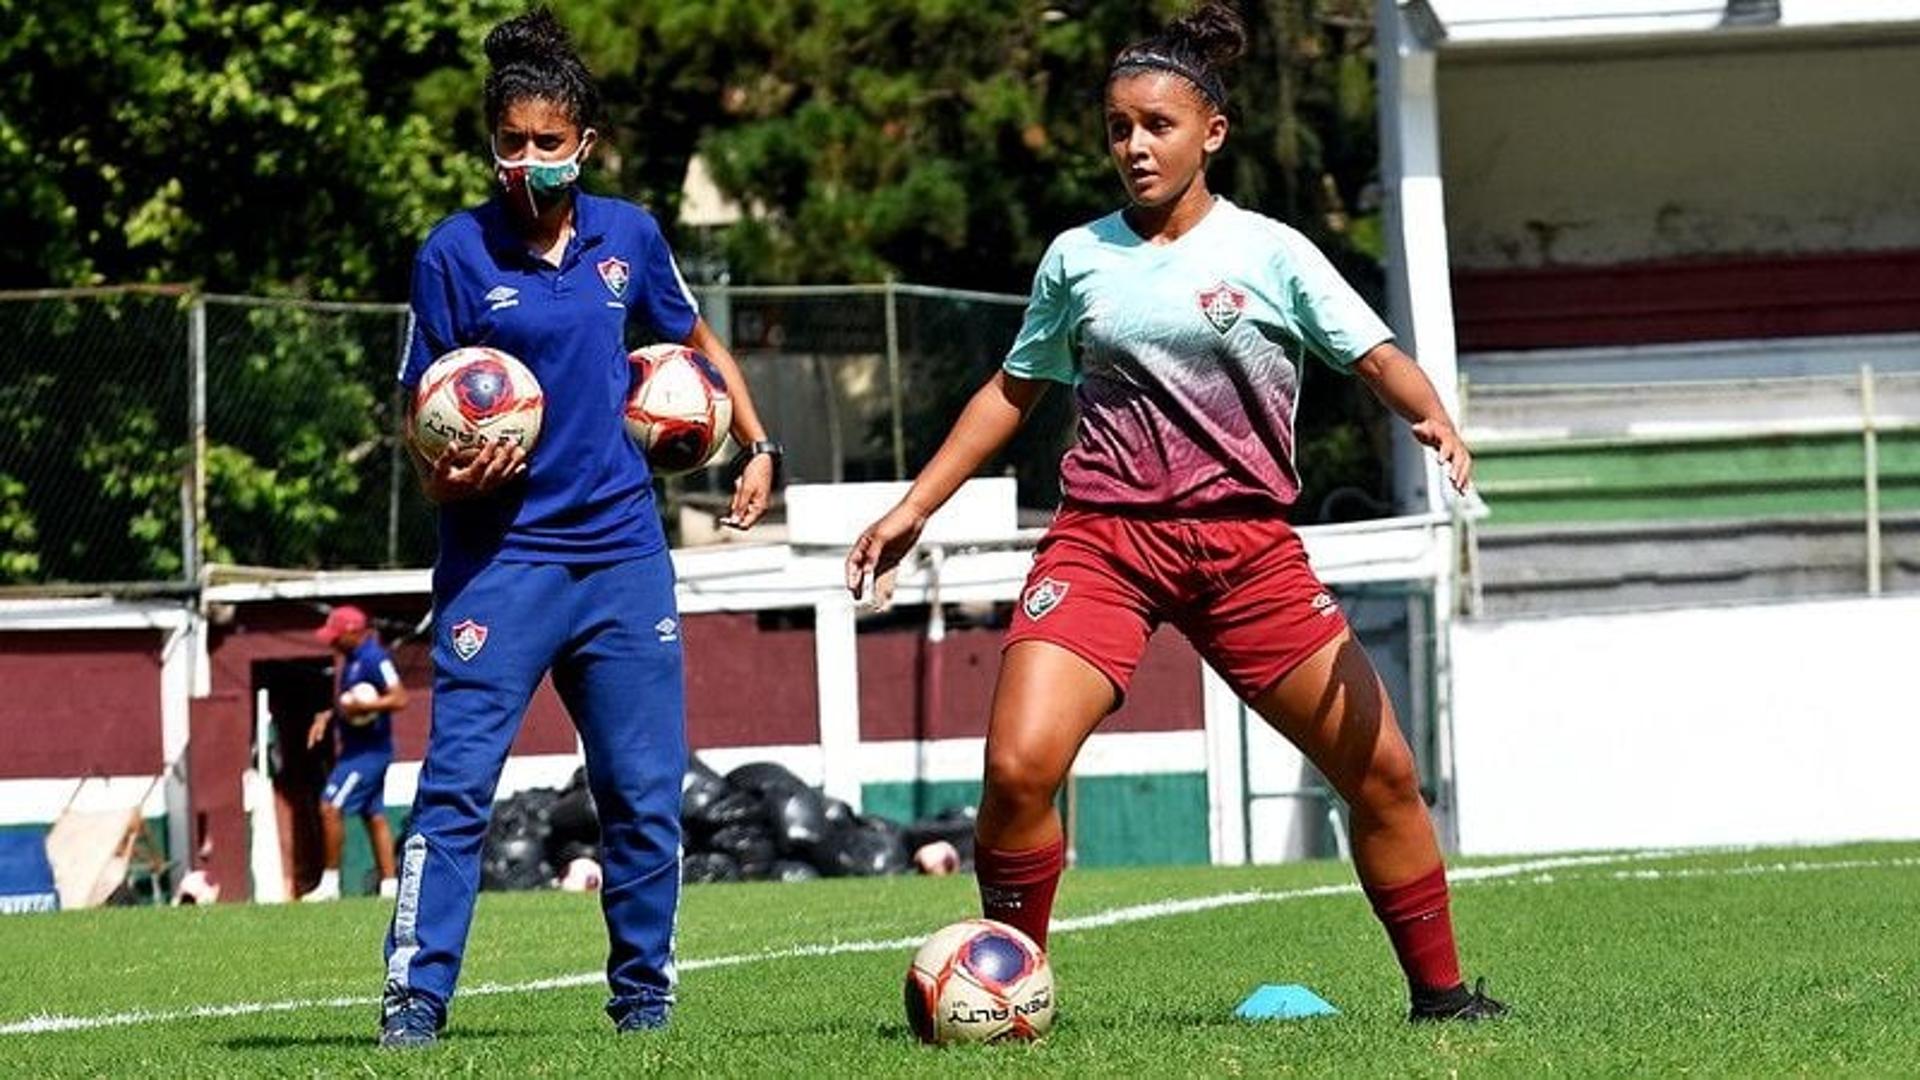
[1235,984,1340,1021]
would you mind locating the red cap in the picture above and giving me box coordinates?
[314,605,369,644]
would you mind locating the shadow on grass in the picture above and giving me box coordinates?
[219,1026,525,1051]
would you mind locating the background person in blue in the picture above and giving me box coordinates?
[303,604,408,903]
[380,9,780,1049]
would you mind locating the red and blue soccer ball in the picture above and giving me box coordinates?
[625,343,733,476]
[904,918,1056,1045]
[408,346,545,459]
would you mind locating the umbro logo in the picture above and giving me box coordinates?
[485,285,519,311]
[654,617,679,643]
[1311,592,1339,617]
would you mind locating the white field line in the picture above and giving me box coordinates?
[2,847,1912,1037]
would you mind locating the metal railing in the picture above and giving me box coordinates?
[0,282,1045,589]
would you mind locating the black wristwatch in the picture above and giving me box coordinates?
[731,439,785,487]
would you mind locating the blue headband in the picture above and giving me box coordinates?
[1110,49,1227,109]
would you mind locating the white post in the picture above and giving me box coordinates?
[813,597,864,810]
[1862,363,1881,596]
[1376,0,1462,516]
[159,618,194,872]
[1201,666,1249,865]
[248,687,287,903]
[1428,522,1462,852]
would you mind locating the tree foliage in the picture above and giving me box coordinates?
[0,0,1395,584]
[1,0,1383,295]
[0,0,513,297]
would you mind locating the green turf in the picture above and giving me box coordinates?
[2,843,1917,1076]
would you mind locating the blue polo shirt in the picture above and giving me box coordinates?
[337,636,400,758]
[401,193,698,579]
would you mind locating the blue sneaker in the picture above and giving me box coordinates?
[614,1008,670,1034]
[379,997,443,1049]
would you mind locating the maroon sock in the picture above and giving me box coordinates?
[1363,863,1464,995]
[974,836,1066,950]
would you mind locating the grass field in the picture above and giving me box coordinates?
[3,842,1917,1077]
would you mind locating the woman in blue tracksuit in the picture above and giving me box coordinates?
[380,10,782,1047]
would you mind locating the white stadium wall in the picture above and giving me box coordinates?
[1451,594,1920,855]
[1437,40,1920,269]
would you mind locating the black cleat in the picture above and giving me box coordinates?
[1409,977,1508,1023]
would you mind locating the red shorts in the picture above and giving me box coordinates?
[1005,506,1350,701]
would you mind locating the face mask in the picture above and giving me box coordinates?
[493,130,594,216]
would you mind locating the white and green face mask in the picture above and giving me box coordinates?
[493,130,594,215]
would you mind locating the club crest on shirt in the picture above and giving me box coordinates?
[597,256,630,300]
[1023,577,1070,621]
[1197,280,1247,334]
[450,619,488,661]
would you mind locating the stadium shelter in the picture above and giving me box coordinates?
[1378,1,1920,853]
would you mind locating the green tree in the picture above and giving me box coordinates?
[0,1,515,582]
[0,0,1401,585]
[0,0,511,297]
[628,0,1391,516]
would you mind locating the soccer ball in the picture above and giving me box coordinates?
[559,856,603,893]
[904,919,1055,1045]
[409,347,544,459]
[625,344,733,476]
[337,682,380,727]
[913,840,961,876]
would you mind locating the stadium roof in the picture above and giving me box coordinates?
[1399,0,1920,49]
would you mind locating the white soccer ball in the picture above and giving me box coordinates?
[625,344,733,476]
[904,918,1055,1045]
[409,346,545,460]
[338,682,381,726]
[559,857,603,893]
[913,840,961,876]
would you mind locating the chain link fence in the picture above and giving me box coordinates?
[0,288,192,586]
[1,282,1049,590]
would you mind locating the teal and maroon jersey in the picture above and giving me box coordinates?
[1003,198,1392,513]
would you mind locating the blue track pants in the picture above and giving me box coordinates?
[382,555,685,1027]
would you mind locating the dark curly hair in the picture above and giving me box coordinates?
[483,8,599,131]
[1109,0,1249,111]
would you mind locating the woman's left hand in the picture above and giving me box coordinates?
[722,453,774,530]
[1412,418,1473,494]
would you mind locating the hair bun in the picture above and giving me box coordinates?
[484,8,574,70]
[1171,0,1248,69]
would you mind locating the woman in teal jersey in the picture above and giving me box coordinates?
[847,1,1503,1023]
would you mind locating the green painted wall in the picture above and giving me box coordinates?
[339,806,409,896]
[1476,429,1920,526]
[862,772,1211,869]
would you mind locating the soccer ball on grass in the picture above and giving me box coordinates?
[903,918,1055,1045]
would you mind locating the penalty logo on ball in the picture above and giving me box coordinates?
[454,363,513,420]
